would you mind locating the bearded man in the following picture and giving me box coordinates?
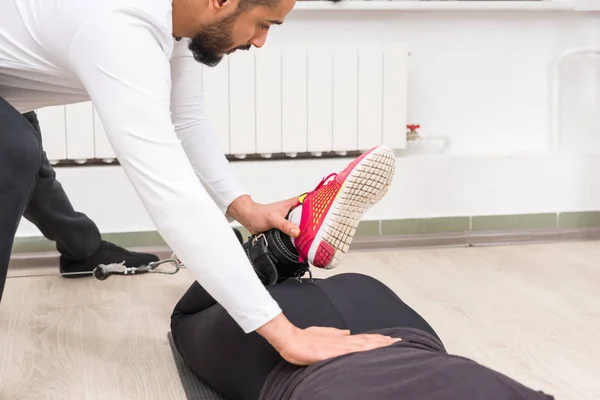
[0,0,398,368]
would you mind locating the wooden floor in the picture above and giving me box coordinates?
[1,241,599,400]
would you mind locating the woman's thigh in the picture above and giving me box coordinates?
[170,273,440,400]
[311,273,440,340]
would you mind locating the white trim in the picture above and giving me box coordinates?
[16,151,600,238]
[293,1,578,12]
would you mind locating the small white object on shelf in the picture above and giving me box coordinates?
[401,137,448,155]
[398,124,448,155]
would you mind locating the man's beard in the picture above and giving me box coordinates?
[188,11,250,67]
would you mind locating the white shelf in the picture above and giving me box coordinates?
[293,1,578,12]
[395,149,557,160]
[573,0,600,10]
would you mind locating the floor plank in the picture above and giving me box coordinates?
[2,241,599,399]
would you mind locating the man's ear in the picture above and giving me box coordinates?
[209,0,238,11]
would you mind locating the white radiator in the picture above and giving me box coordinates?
[35,42,408,164]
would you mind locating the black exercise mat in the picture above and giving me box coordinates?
[167,331,228,400]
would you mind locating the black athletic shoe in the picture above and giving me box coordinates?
[59,240,159,278]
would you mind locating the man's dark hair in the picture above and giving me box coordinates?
[238,0,342,11]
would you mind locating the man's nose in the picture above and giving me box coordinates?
[250,30,268,49]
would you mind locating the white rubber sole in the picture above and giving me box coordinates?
[307,145,396,269]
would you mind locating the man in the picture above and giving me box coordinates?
[20,110,160,277]
[0,0,398,366]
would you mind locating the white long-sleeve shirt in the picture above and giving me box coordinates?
[0,0,282,333]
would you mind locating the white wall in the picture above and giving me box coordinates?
[16,6,600,238]
[270,8,600,154]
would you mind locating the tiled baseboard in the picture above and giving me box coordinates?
[11,231,167,255]
[11,211,600,256]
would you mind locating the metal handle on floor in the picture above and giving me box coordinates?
[91,258,180,280]
[9,258,181,280]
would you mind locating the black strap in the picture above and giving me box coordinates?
[244,233,279,285]
[244,230,310,286]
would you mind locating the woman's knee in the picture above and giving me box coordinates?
[324,272,394,294]
[315,272,405,311]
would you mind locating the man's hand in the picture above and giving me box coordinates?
[277,326,402,366]
[256,314,401,366]
[227,195,301,238]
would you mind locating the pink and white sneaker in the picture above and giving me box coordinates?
[287,145,396,269]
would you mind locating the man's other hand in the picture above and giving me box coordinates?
[227,195,301,238]
[256,313,401,366]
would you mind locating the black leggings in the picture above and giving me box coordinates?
[170,273,440,400]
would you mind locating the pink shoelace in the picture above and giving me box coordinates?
[308,173,338,196]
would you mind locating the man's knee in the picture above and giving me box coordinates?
[0,103,42,177]
[1,131,41,178]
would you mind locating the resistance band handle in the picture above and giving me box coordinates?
[92,263,135,280]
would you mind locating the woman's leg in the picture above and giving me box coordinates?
[170,273,440,400]
[310,272,441,341]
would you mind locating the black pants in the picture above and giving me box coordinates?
[0,97,102,300]
[170,273,439,400]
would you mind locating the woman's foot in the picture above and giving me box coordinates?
[288,145,396,269]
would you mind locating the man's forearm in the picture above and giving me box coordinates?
[177,122,249,215]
